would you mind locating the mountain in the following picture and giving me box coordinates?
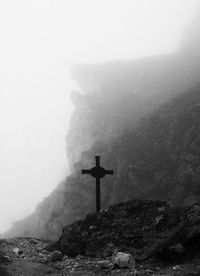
[5,76,200,241]
[4,9,200,241]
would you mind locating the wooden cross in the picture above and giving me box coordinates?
[82,156,113,212]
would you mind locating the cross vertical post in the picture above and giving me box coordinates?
[96,177,100,212]
[95,156,100,212]
[82,156,113,212]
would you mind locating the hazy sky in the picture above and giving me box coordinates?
[0,0,198,233]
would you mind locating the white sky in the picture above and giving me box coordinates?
[0,0,198,233]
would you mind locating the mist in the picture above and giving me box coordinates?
[0,0,198,233]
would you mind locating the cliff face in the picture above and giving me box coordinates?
[5,56,200,241]
[67,54,200,170]
[100,86,200,206]
[5,9,200,240]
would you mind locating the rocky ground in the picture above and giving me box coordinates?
[1,199,200,275]
[1,237,200,276]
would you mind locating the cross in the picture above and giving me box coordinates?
[82,156,113,212]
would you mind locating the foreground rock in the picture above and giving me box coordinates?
[53,199,200,264]
[112,252,135,269]
[49,250,63,262]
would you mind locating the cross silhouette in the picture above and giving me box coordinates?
[82,156,113,212]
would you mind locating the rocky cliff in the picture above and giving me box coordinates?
[4,9,200,241]
[67,53,200,170]
[5,62,200,241]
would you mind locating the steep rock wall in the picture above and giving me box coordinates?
[5,7,200,239]
[5,62,200,241]
[67,53,200,170]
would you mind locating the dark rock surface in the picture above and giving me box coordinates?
[53,199,200,263]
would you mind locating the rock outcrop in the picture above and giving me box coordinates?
[53,199,200,263]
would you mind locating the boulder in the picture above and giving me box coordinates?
[49,250,63,262]
[12,247,23,255]
[112,252,135,269]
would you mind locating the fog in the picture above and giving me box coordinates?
[0,0,198,233]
